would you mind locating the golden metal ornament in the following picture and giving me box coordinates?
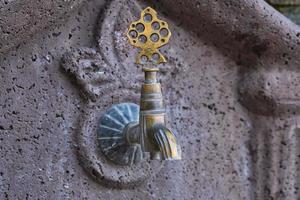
[126,7,171,65]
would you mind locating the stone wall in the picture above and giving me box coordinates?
[0,0,299,199]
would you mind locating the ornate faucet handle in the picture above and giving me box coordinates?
[127,7,171,65]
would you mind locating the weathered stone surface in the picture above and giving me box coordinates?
[0,0,85,53]
[0,0,299,199]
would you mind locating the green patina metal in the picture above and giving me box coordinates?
[268,0,300,25]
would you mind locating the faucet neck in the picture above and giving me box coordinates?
[140,68,165,113]
[139,68,166,159]
[143,67,159,84]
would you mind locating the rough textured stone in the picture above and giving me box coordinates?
[0,0,299,199]
[0,0,85,53]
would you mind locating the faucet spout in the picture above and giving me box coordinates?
[152,125,181,160]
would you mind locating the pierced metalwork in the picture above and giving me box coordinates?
[126,7,172,65]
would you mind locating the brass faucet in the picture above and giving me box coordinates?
[124,67,180,161]
[98,7,181,165]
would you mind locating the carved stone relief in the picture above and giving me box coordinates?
[0,0,299,199]
[61,0,253,196]
[63,0,300,196]
[239,67,300,199]
[61,0,186,188]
